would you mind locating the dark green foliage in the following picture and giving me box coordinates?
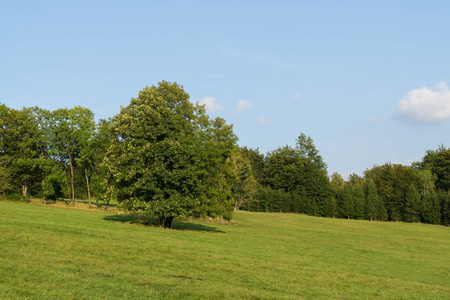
[364,179,378,221]
[296,133,327,171]
[42,163,67,201]
[338,185,353,219]
[302,162,332,216]
[351,183,365,219]
[421,190,441,224]
[1,91,449,227]
[364,163,433,222]
[239,147,265,182]
[420,145,450,191]
[261,134,332,217]
[439,189,450,226]
[0,106,44,198]
[256,185,273,212]
[48,107,96,204]
[323,195,338,218]
[103,82,236,227]
[376,196,388,221]
[79,118,113,204]
[404,184,421,222]
[299,187,313,215]
[263,146,304,191]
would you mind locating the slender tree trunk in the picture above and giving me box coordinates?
[22,184,28,198]
[157,216,174,228]
[234,197,243,211]
[106,192,111,208]
[85,168,91,205]
[69,154,75,205]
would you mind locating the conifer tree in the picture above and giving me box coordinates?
[339,185,353,219]
[364,179,378,221]
[421,190,440,224]
[351,184,365,219]
[439,190,450,226]
[404,184,421,222]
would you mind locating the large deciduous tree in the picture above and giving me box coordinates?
[103,81,236,228]
[420,145,450,191]
[262,133,331,216]
[49,107,95,205]
[0,106,43,198]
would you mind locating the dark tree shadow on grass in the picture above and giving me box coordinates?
[103,215,225,233]
[72,199,119,208]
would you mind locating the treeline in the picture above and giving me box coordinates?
[238,144,450,226]
[1,82,449,226]
[0,82,247,228]
[0,104,111,205]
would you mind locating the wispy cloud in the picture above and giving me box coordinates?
[396,82,450,124]
[258,117,272,126]
[236,100,253,114]
[199,96,224,112]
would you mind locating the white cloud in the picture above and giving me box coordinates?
[199,96,224,112]
[258,117,272,126]
[236,100,253,114]
[396,82,450,124]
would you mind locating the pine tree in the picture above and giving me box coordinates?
[376,197,388,221]
[439,190,450,226]
[421,190,440,224]
[404,184,421,222]
[324,196,338,218]
[351,184,365,219]
[364,179,378,221]
[339,185,353,219]
[298,187,312,215]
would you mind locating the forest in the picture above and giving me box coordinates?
[1,81,449,227]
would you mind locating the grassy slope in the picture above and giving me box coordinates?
[0,201,449,299]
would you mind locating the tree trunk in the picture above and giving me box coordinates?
[164,217,174,229]
[22,184,28,198]
[157,216,174,228]
[69,154,75,205]
[234,198,243,211]
[85,168,91,205]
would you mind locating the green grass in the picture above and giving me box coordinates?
[0,201,449,299]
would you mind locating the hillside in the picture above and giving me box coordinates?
[0,201,449,299]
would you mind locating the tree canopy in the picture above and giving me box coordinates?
[103,81,237,228]
[1,84,450,227]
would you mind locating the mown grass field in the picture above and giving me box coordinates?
[0,200,449,299]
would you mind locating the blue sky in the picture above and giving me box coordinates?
[1,0,449,178]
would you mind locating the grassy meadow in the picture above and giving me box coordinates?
[0,200,449,299]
